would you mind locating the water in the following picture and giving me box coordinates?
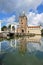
[0,35,43,65]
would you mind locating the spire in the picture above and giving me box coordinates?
[22,11,25,16]
[23,11,25,14]
[19,11,27,18]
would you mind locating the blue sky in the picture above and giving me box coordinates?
[37,4,43,13]
[0,0,43,27]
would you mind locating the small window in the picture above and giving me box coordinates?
[22,29,24,33]
[22,23,23,24]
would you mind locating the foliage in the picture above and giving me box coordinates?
[8,25,11,29]
[8,25,15,30]
[1,26,7,31]
[41,29,43,35]
[41,29,43,33]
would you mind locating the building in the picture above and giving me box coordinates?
[17,12,41,35]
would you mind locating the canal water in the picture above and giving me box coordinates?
[0,36,43,65]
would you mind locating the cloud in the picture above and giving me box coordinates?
[0,15,18,26]
[0,12,43,27]
[5,12,43,27]
[27,12,43,26]
[6,15,15,23]
[0,0,43,28]
[0,0,43,14]
[5,15,19,26]
[27,42,43,52]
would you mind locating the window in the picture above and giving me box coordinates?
[21,23,23,24]
[22,29,24,33]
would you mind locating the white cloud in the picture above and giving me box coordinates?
[0,0,43,27]
[27,42,43,52]
[27,12,43,26]
[6,12,43,27]
[0,12,43,27]
[6,15,15,23]
[0,15,17,26]
[0,0,43,13]
[1,15,19,27]
[6,15,15,26]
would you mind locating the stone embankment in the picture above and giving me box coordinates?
[0,33,7,38]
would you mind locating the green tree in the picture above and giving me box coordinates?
[8,25,11,29]
[12,26,15,30]
[8,25,11,31]
[1,26,7,31]
[41,29,43,35]
[8,25,15,31]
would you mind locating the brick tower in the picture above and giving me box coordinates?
[19,12,27,35]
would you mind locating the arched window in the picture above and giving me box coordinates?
[22,29,24,33]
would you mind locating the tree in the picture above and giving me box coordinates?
[8,25,11,29]
[1,26,7,31]
[12,26,15,30]
[41,29,43,35]
[8,25,15,31]
[8,25,11,31]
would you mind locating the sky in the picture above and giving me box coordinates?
[0,0,43,27]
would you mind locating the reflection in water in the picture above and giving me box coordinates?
[0,42,1,53]
[18,37,27,55]
[9,36,42,54]
[0,35,43,65]
[1,36,42,54]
